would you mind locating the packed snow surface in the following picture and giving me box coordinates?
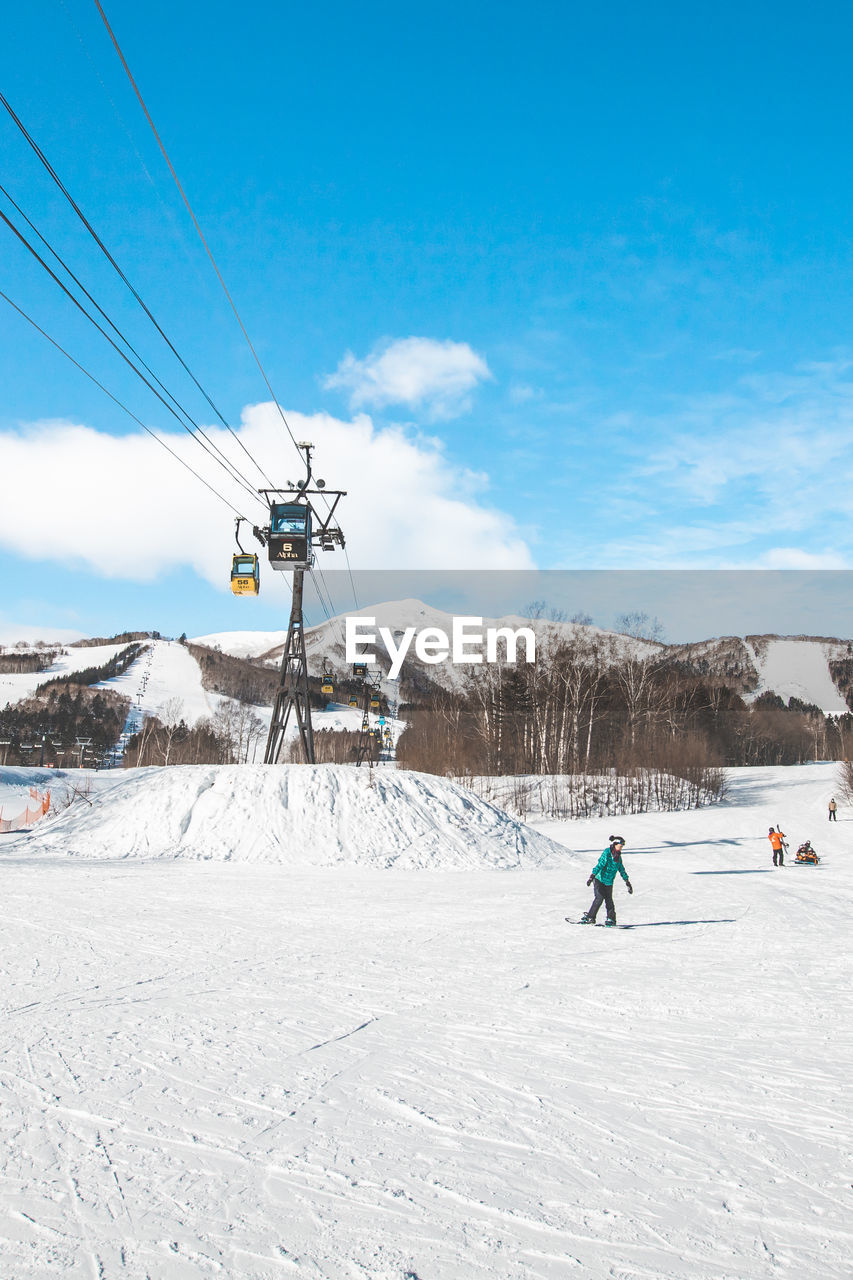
[0,762,851,1278]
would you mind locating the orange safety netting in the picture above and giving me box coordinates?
[0,788,50,833]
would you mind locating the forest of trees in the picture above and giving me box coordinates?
[187,643,280,706]
[123,697,267,767]
[288,728,381,765]
[41,643,146,691]
[70,632,161,648]
[0,643,145,765]
[3,622,851,821]
[0,685,128,766]
[395,629,853,805]
[0,648,59,674]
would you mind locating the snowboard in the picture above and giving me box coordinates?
[565,917,629,929]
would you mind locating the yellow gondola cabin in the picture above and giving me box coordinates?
[231,553,260,595]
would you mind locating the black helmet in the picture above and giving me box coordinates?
[609,834,626,847]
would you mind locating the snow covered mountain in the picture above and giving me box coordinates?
[194,602,853,715]
[194,597,663,672]
[4,605,853,721]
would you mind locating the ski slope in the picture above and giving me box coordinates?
[746,638,850,715]
[0,643,131,710]
[92,639,217,727]
[0,762,850,1278]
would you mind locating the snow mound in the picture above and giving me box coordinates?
[24,764,573,869]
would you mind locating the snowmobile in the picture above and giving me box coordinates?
[794,840,820,865]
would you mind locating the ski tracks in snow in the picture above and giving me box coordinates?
[0,764,851,1278]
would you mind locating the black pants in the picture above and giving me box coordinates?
[829,810,837,821]
[588,877,615,922]
[773,847,784,866]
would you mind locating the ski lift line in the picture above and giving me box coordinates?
[0,205,265,508]
[312,486,360,610]
[313,562,350,653]
[57,0,190,233]
[307,565,337,630]
[93,0,307,471]
[0,177,259,493]
[0,91,276,493]
[0,177,262,494]
[300,562,349,671]
[0,287,247,517]
[0,201,261,505]
[343,544,361,611]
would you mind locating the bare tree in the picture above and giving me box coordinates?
[614,611,666,644]
[837,759,853,805]
[212,701,265,763]
[156,697,185,766]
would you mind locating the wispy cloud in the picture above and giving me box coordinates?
[638,359,853,509]
[323,337,492,420]
[554,356,853,569]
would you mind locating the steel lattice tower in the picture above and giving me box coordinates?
[264,567,314,764]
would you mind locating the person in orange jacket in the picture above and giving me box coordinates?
[768,826,786,867]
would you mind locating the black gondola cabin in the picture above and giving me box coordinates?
[268,503,312,569]
[231,553,260,595]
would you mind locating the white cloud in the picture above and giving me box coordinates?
[0,620,85,646]
[0,406,533,585]
[323,337,492,419]
[756,547,848,570]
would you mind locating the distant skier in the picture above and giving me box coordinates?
[768,826,786,866]
[828,798,838,822]
[579,835,633,926]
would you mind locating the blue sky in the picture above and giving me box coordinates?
[2,1,853,639]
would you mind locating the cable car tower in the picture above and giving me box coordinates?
[250,443,345,764]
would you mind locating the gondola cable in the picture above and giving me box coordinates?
[0,89,276,492]
[90,3,364,628]
[0,204,265,509]
[0,286,248,518]
[91,1,360,761]
[92,0,309,474]
[0,178,262,497]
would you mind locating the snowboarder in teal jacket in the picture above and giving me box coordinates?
[580,835,633,926]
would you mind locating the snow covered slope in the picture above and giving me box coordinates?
[0,762,850,1278]
[746,637,849,714]
[0,642,131,709]
[194,598,662,673]
[7,611,853,729]
[21,763,571,868]
[92,638,217,726]
[189,627,289,659]
[196,604,853,713]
